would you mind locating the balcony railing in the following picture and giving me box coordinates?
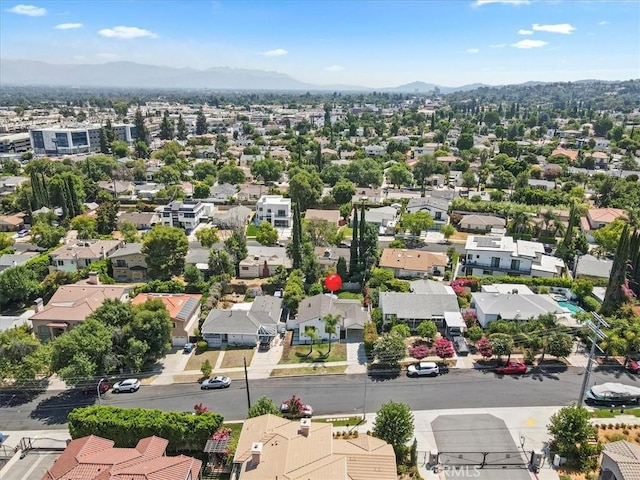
[462,259,531,275]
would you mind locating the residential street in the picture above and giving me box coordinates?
[2,366,639,430]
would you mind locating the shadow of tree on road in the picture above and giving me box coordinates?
[29,390,97,425]
[0,380,48,407]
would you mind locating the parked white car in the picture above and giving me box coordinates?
[407,362,440,377]
[112,378,141,393]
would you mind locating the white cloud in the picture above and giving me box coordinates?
[96,53,122,60]
[511,39,548,49]
[263,48,288,57]
[7,4,46,16]
[467,48,480,54]
[472,0,529,6]
[518,29,533,35]
[490,43,506,48]
[55,22,82,30]
[598,20,610,26]
[98,26,158,39]
[532,23,576,34]
[325,65,344,72]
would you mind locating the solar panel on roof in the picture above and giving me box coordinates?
[476,237,499,247]
[177,297,199,321]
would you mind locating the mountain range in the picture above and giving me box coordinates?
[0,59,490,92]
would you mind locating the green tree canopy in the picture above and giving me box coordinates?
[142,225,189,280]
[548,405,602,471]
[256,221,279,246]
[247,396,282,418]
[373,400,414,459]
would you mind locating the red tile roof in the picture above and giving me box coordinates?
[41,435,201,480]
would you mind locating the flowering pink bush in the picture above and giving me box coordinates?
[434,338,455,360]
[409,345,431,360]
[463,311,478,328]
[211,427,232,441]
[476,337,492,359]
[194,403,209,415]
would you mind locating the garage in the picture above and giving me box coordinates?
[172,336,188,347]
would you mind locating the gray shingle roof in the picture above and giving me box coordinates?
[297,294,369,329]
[379,292,459,320]
[576,254,613,279]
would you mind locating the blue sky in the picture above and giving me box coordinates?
[1,0,639,87]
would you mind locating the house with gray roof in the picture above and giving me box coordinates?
[108,243,147,282]
[211,205,251,229]
[574,254,614,281]
[459,214,506,233]
[600,440,640,480]
[471,291,563,328]
[406,196,450,226]
[295,294,369,343]
[117,212,159,230]
[201,296,283,348]
[0,252,38,273]
[209,183,237,202]
[378,291,460,330]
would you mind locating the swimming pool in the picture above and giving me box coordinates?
[557,300,586,315]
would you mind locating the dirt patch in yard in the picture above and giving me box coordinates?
[185,350,220,371]
[220,348,255,369]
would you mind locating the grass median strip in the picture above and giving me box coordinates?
[270,365,346,377]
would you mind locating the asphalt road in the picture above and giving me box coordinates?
[2,365,639,431]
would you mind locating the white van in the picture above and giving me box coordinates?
[407,361,440,377]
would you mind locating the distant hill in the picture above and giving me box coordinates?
[0,59,489,92]
[0,59,315,90]
[388,81,489,93]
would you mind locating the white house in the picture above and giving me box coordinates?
[49,239,123,273]
[254,195,292,228]
[405,196,450,226]
[464,235,564,278]
[295,294,369,343]
[157,200,209,232]
[471,291,564,328]
[365,145,385,157]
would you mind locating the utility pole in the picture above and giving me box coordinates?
[578,312,609,406]
[243,356,251,410]
[362,367,368,422]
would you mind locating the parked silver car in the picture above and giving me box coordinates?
[112,378,141,393]
[201,376,231,390]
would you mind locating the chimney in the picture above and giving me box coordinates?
[34,297,44,313]
[87,271,100,285]
[300,418,311,437]
[251,442,263,465]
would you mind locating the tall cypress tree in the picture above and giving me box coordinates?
[176,114,188,140]
[629,230,640,298]
[159,110,174,140]
[349,207,359,277]
[195,109,207,135]
[290,204,303,270]
[601,224,630,315]
[315,143,323,171]
[134,108,149,145]
[359,203,366,272]
[99,127,110,154]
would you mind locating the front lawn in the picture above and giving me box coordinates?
[270,365,346,377]
[279,343,347,364]
[246,224,259,237]
[185,350,220,371]
[220,347,255,369]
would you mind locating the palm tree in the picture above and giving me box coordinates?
[541,210,558,233]
[509,211,533,235]
[305,325,318,356]
[322,314,341,354]
[550,219,566,238]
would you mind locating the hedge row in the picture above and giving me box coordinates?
[468,275,607,289]
[68,406,224,452]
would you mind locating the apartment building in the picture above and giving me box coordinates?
[158,200,209,232]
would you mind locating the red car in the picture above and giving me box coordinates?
[494,362,527,375]
[628,360,640,373]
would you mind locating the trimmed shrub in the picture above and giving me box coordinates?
[68,406,223,452]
